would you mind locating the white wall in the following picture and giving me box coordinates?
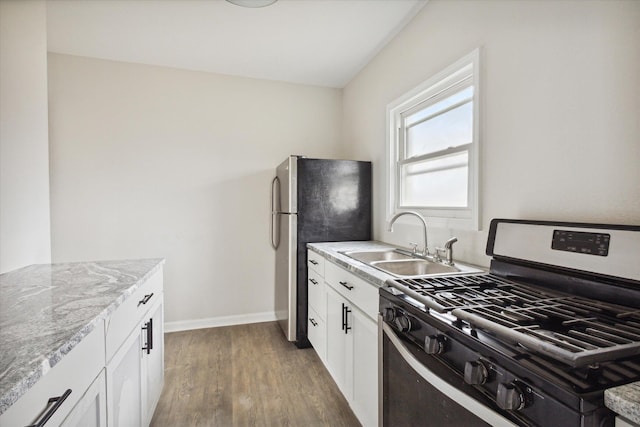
[48,54,343,328]
[0,0,51,274]
[343,0,640,267]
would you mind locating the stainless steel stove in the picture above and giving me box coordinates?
[380,219,640,427]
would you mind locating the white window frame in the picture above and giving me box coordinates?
[386,48,481,230]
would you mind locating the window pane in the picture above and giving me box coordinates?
[400,152,468,208]
[405,86,473,127]
[406,100,473,158]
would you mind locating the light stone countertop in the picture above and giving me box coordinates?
[310,240,640,424]
[307,240,400,287]
[606,382,640,425]
[0,258,165,415]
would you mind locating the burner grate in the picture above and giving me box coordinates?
[389,274,640,367]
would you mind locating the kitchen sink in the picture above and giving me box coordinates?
[340,248,483,278]
[371,259,459,276]
[341,249,414,264]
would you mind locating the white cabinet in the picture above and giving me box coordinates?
[0,325,106,427]
[61,370,107,427]
[107,327,143,427]
[307,250,378,427]
[351,307,378,427]
[0,264,163,427]
[142,299,164,426]
[106,272,164,427]
[617,417,640,427]
[326,286,354,398]
[307,252,327,362]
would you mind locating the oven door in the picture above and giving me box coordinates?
[380,320,518,427]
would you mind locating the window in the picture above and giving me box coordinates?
[387,49,480,230]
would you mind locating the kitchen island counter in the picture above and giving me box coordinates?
[0,258,164,415]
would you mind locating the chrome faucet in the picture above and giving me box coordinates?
[388,211,429,257]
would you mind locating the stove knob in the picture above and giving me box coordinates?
[424,335,446,354]
[464,360,489,385]
[394,313,413,332]
[383,307,396,322]
[496,382,526,411]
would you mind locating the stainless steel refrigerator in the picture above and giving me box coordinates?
[270,156,372,347]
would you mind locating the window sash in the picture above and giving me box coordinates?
[386,48,480,229]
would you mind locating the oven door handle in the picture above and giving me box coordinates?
[382,322,518,427]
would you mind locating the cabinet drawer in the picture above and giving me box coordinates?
[105,270,163,362]
[308,269,326,320]
[0,325,105,427]
[325,261,378,320]
[307,305,326,362]
[307,250,325,276]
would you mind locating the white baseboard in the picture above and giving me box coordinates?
[164,311,278,333]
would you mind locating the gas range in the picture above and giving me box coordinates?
[380,219,640,427]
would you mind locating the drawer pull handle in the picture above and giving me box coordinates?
[142,318,153,354]
[310,318,318,327]
[27,389,72,427]
[339,281,354,290]
[309,278,318,285]
[138,293,154,306]
[309,259,319,265]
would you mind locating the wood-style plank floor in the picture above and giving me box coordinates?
[150,322,362,427]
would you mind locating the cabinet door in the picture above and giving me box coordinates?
[142,298,165,426]
[308,305,326,362]
[62,370,107,427]
[107,329,143,427]
[351,310,378,427]
[325,286,354,400]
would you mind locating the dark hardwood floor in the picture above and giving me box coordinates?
[150,321,361,427]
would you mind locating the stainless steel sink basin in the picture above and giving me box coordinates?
[340,248,484,278]
[371,259,459,276]
[341,250,413,264]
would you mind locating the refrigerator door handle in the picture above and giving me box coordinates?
[270,176,281,249]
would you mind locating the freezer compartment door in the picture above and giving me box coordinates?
[275,213,297,341]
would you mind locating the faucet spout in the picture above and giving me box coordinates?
[388,211,429,257]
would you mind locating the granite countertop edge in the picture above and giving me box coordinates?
[0,258,165,415]
[605,382,640,425]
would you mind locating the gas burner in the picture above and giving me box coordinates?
[389,274,640,367]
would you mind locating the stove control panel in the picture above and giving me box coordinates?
[552,229,610,257]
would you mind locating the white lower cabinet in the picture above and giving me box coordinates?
[308,255,327,362]
[351,308,378,427]
[143,299,165,426]
[326,286,355,398]
[107,327,144,427]
[62,370,107,427]
[107,296,164,427]
[308,250,378,427]
[617,417,640,427]
[0,266,164,427]
[0,326,105,427]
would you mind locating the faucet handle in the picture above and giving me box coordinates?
[440,237,458,265]
[444,237,458,248]
[409,242,419,254]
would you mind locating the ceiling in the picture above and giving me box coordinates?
[46,0,427,88]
